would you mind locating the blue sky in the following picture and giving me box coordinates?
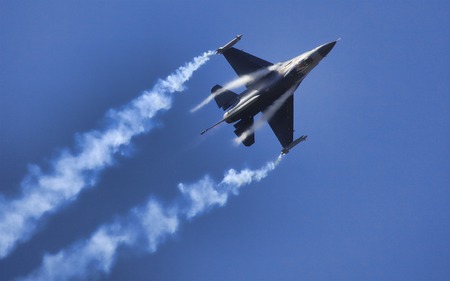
[1,1,449,280]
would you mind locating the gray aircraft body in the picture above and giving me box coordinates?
[202,35,337,154]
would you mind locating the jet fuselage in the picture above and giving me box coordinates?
[223,41,336,123]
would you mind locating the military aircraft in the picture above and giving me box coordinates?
[201,35,337,154]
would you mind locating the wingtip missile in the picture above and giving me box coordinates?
[216,34,242,54]
[281,135,307,155]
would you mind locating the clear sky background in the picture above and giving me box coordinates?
[1,1,449,280]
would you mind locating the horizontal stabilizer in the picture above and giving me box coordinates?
[212,85,238,111]
[233,117,255,147]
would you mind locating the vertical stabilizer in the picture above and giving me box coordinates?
[212,85,238,111]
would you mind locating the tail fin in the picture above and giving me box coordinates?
[212,85,238,111]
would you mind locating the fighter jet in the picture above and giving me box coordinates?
[201,35,337,154]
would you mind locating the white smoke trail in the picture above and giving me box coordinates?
[190,65,277,112]
[0,51,214,259]
[179,155,282,218]
[234,84,298,145]
[20,199,179,281]
[20,155,283,281]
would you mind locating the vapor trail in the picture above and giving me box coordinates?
[0,51,214,259]
[20,155,283,281]
[234,84,298,145]
[190,65,277,112]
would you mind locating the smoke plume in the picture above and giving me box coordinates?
[0,51,214,259]
[20,156,283,281]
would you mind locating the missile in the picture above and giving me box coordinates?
[281,135,307,155]
[216,34,242,54]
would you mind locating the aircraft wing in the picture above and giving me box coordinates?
[267,95,294,148]
[223,47,273,78]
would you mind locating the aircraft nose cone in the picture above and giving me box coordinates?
[318,41,336,57]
